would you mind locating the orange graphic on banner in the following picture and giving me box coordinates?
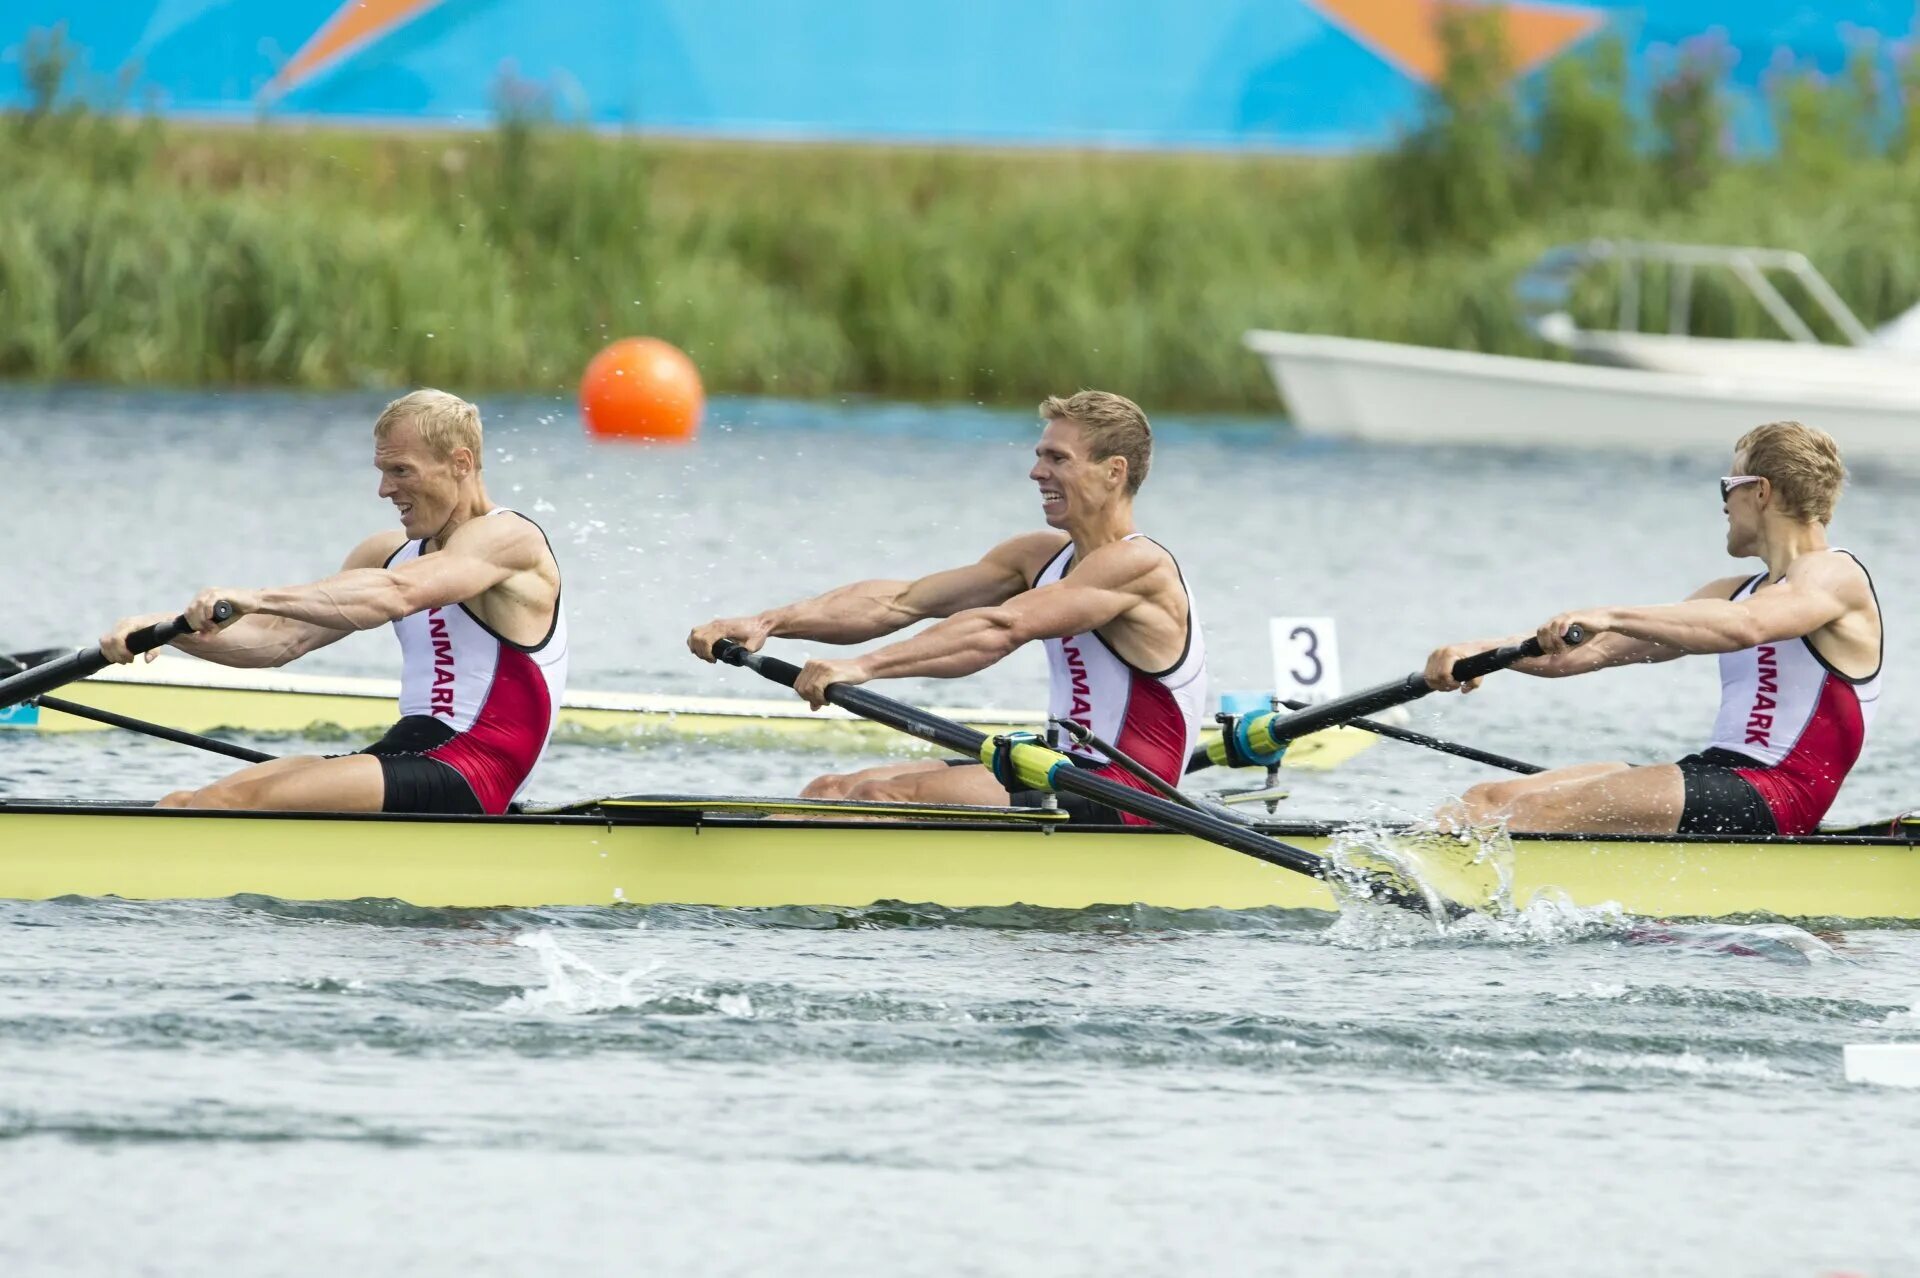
[1308,0,1604,82]
[273,0,444,92]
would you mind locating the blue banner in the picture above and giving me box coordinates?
[2,2,1913,150]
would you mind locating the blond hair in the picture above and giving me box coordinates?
[374,389,483,467]
[1734,420,1846,524]
[1038,390,1152,495]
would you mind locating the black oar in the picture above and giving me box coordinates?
[1189,701,1545,776]
[0,602,233,711]
[713,640,1455,919]
[1219,629,1582,753]
[0,606,270,764]
[1,638,273,764]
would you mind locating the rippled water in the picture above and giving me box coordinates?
[2,388,1918,1275]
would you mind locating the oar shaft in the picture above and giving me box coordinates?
[0,603,232,712]
[34,694,275,764]
[1186,704,1545,777]
[711,641,1439,913]
[1249,629,1579,746]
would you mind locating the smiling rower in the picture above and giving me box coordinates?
[688,390,1207,823]
[99,390,568,815]
[1423,420,1881,837]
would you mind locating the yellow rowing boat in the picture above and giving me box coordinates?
[2,795,1914,919]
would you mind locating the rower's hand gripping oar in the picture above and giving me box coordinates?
[712,640,1459,919]
[0,602,234,712]
[1189,628,1585,773]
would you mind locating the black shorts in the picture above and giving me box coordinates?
[1674,748,1777,836]
[353,717,484,816]
[945,757,1126,825]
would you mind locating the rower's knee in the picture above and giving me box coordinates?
[164,780,255,811]
[801,773,854,800]
[1461,779,1519,811]
[1439,781,1513,827]
[843,777,907,804]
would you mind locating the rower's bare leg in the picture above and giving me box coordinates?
[1442,762,1629,828]
[814,761,1009,807]
[802,760,956,800]
[157,754,386,812]
[1501,763,1684,834]
[1448,762,1685,835]
[156,755,328,808]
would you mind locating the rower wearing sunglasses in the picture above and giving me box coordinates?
[1423,420,1882,837]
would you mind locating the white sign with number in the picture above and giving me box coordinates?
[1270,617,1342,704]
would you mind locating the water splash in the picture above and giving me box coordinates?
[1319,821,1631,948]
[498,932,665,1014]
[1316,822,1844,960]
[1867,999,1920,1028]
[497,933,762,1017]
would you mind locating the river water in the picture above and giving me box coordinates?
[1,387,1917,1275]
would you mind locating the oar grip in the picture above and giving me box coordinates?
[1449,625,1584,684]
[713,639,802,686]
[124,600,236,657]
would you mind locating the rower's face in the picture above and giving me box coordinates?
[1029,419,1124,528]
[1722,449,1766,556]
[375,425,470,539]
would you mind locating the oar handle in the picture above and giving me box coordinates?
[1451,628,1579,684]
[0,601,234,712]
[715,640,975,756]
[714,640,796,686]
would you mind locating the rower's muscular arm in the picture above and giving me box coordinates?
[790,539,1170,705]
[215,517,537,634]
[99,533,403,668]
[686,533,1061,661]
[1422,576,1751,692]
[1579,561,1862,655]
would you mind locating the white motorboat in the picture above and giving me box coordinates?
[1247,240,1920,460]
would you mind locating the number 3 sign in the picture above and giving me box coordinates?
[1269,617,1342,704]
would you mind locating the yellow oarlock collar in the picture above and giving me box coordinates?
[1202,709,1290,770]
[979,731,1073,792]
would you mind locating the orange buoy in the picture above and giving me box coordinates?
[580,337,704,442]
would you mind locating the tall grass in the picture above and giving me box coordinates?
[5,24,1920,410]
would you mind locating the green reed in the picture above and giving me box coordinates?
[5,25,1920,411]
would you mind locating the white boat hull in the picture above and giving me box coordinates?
[1245,329,1920,459]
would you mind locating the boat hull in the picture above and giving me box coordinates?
[1244,329,1920,459]
[2,800,1914,920]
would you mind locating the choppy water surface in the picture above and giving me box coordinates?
[2,388,1918,1275]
